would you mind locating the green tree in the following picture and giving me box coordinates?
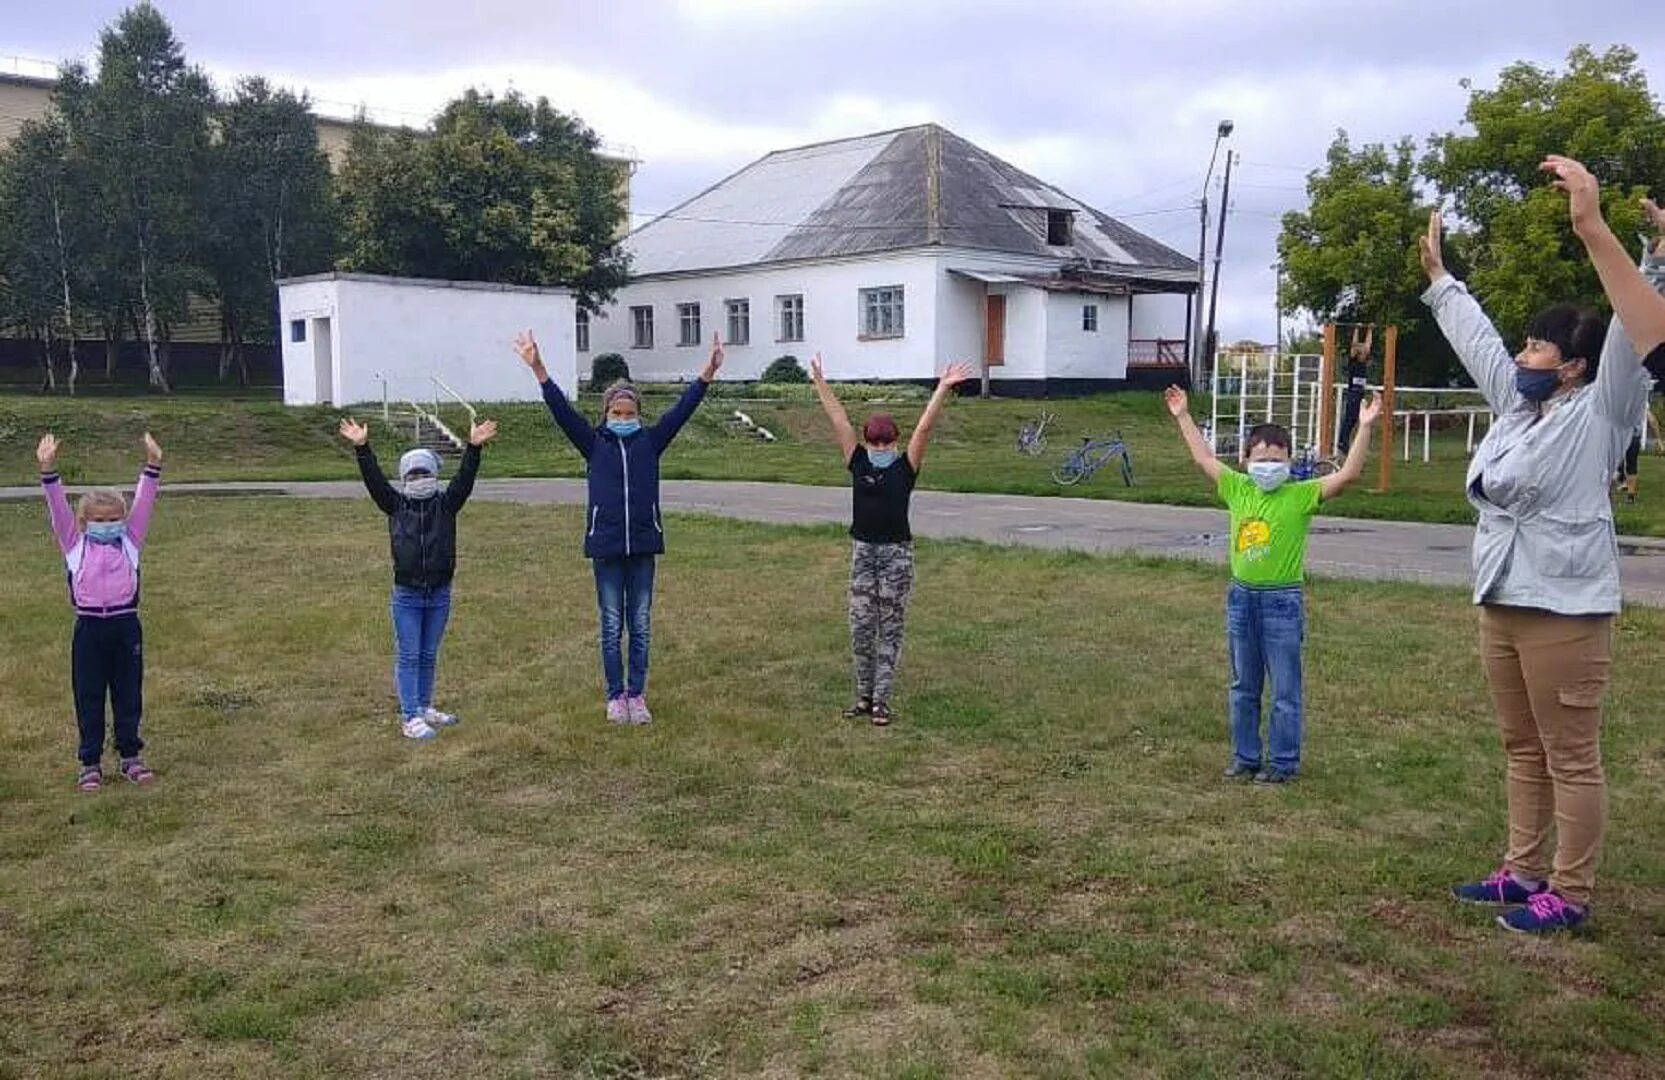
[338,89,628,308]
[1423,45,1661,345]
[59,3,216,391]
[0,118,93,392]
[1276,132,1450,384]
[201,78,335,383]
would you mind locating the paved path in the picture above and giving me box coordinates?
[10,478,1665,604]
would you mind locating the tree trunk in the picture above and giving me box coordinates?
[218,309,234,382]
[50,188,80,396]
[235,338,249,386]
[105,331,120,381]
[37,329,57,393]
[135,234,171,392]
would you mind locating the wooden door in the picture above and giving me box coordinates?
[985,294,1006,366]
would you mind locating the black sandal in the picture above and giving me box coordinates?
[842,698,873,719]
[870,702,892,727]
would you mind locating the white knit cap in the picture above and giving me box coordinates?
[398,449,442,478]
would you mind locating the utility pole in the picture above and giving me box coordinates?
[1190,120,1232,386]
[1203,149,1236,381]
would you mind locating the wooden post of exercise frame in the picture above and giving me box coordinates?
[1375,324,1399,493]
[1317,324,1338,458]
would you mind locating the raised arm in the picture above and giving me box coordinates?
[1162,386,1224,483]
[650,333,721,453]
[809,353,858,463]
[126,433,163,548]
[1319,393,1381,501]
[36,433,79,554]
[443,420,495,513]
[340,418,400,515]
[907,361,975,472]
[516,329,596,457]
[1419,211,1518,414]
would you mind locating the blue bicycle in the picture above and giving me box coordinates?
[1053,433,1135,487]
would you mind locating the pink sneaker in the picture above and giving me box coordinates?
[626,695,653,725]
[606,697,630,724]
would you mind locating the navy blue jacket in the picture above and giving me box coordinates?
[541,378,708,558]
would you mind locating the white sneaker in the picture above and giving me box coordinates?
[402,716,438,741]
[422,707,458,728]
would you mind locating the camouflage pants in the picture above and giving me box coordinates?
[849,540,915,704]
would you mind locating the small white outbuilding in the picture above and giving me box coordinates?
[276,272,577,406]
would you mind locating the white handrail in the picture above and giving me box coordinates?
[431,375,478,426]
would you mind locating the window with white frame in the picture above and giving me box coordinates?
[776,294,804,342]
[859,286,905,339]
[725,299,750,346]
[576,308,591,352]
[677,302,702,346]
[630,305,654,349]
[1082,304,1098,332]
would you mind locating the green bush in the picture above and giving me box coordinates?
[588,353,630,390]
[760,355,808,384]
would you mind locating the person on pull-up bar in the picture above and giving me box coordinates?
[1337,325,1373,453]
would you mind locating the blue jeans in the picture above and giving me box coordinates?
[391,584,452,717]
[1226,583,1306,773]
[594,555,656,699]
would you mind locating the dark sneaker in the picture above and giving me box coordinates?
[842,699,873,719]
[1222,762,1260,780]
[1253,768,1297,785]
[1497,892,1588,934]
[1451,865,1548,907]
[870,702,892,727]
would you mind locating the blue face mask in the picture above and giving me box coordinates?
[86,521,126,543]
[1515,365,1564,403]
[867,448,900,469]
[607,419,641,437]
[1248,461,1290,492]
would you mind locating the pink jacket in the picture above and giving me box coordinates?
[42,465,161,617]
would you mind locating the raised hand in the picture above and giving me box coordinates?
[938,361,976,388]
[1358,391,1383,427]
[1541,155,1603,238]
[513,330,544,372]
[36,433,59,470]
[1163,385,1189,417]
[701,331,725,381]
[809,352,826,383]
[338,417,370,446]
[469,419,499,446]
[1418,210,1447,282]
[1643,198,1665,252]
[143,432,163,466]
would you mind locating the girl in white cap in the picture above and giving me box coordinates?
[338,416,498,740]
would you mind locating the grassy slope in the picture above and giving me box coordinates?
[1,498,1663,1077]
[4,390,1665,537]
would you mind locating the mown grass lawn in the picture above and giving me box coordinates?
[6,389,1665,537]
[1,497,1663,1078]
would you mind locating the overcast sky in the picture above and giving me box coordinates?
[6,0,1662,344]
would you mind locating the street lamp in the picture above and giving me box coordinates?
[1192,120,1234,384]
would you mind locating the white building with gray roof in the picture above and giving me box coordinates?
[583,123,1198,394]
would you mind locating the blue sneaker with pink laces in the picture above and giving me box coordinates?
[1451,866,1548,907]
[1497,891,1588,934]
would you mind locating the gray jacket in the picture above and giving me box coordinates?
[1422,246,1664,615]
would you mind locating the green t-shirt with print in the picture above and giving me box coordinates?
[1217,469,1323,586]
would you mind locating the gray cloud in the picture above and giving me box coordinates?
[9,0,1664,342]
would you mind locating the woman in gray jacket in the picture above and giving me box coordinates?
[1422,167,1665,935]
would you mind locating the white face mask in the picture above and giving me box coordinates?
[1248,461,1290,492]
[404,476,440,499]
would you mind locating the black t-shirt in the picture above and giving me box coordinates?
[1344,359,1369,395]
[849,446,916,543]
[1645,342,1665,384]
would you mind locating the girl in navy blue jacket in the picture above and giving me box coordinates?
[516,329,723,724]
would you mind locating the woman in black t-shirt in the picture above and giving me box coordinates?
[810,354,974,725]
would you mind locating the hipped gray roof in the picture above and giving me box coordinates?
[626,124,1198,280]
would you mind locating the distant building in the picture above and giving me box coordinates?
[588,124,1196,394]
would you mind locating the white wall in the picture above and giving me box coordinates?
[1130,292,1190,342]
[589,253,943,382]
[1045,292,1130,379]
[278,275,577,406]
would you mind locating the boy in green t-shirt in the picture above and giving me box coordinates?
[1163,386,1381,783]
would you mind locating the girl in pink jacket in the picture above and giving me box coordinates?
[37,432,163,792]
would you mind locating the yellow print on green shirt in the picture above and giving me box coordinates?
[1236,518,1272,562]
